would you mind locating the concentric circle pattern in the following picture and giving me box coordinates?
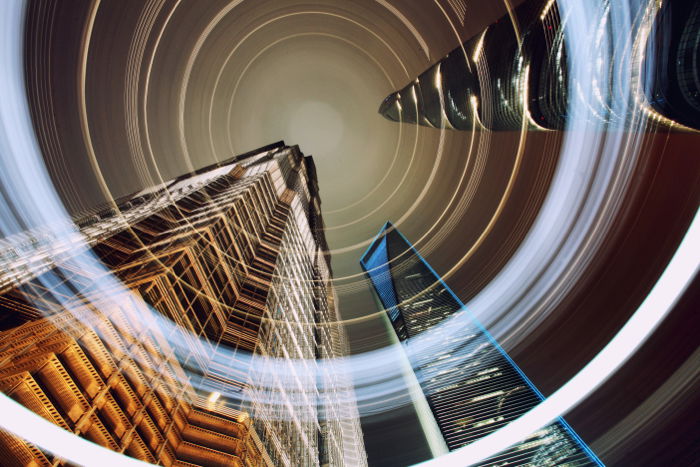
[0,0,698,466]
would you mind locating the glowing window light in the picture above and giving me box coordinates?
[416,207,699,466]
[541,0,557,20]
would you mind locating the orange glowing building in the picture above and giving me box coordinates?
[0,296,270,466]
[0,142,366,466]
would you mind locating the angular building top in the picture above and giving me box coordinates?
[361,222,602,465]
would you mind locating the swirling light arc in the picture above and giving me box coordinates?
[0,0,697,466]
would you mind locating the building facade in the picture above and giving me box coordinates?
[378,0,700,131]
[0,142,366,466]
[360,222,601,465]
[0,293,270,466]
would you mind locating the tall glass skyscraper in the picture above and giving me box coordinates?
[360,222,602,465]
[378,0,700,131]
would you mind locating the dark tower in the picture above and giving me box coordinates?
[360,222,601,465]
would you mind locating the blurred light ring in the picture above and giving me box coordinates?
[77,0,114,204]
[0,0,696,466]
[133,28,406,304]
[125,0,184,194]
[155,3,483,280]
[197,9,414,155]
[146,5,426,270]
[417,207,699,466]
[206,7,421,217]
[223,30,407,232]
[175,0,246,175]
[120,5,417,292]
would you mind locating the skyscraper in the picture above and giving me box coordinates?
[360,222,601,465]
[0,142,366,466]
[0,292,272,466]
[378,0,700,131]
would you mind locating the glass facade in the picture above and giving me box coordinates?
[0,142,367,466]
[644,1,700,130]
[360,222,602,465]
[379,0,700,131]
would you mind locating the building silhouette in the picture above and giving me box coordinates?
[360,222,601,465]
[0,142,366,466]
[378,0,700,131]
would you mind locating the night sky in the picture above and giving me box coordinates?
[20,0,700,465]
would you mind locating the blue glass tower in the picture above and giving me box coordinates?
[360,222,602,465]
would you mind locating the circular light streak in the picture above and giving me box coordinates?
[0,0,697,465]
[418,205,699,466]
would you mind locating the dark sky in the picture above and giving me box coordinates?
[22,0,700,465]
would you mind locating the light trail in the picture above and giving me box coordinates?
[0,0,696,465]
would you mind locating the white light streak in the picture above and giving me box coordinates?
[472,28,487,63]
[541,0,557,20]
[0,0,696,466]
[417,196,699,467]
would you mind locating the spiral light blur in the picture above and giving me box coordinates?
[0,0,698,466]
